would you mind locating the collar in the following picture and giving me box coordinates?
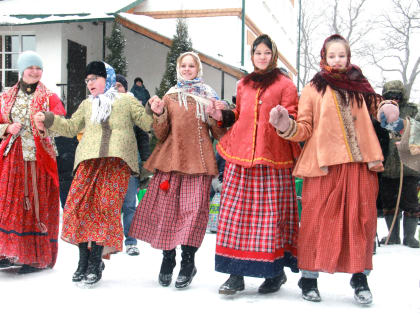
[19,80,38,95]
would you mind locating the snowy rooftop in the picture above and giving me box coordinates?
[0,0,142,25]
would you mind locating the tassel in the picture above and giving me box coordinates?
[159,180,170,191]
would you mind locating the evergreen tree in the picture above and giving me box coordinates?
[105,22,128,76]
[155,18,193,97]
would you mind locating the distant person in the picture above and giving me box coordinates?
[379,80,419,248]
[115,74,140,256]
[130,77,150,106]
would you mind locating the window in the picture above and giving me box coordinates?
[0,34,36,89]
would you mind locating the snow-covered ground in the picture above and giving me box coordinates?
[0,218,419,315]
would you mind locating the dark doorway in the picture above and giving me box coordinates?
[67,40,87,117]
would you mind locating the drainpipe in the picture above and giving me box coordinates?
[241,0,245,67]
[221,71,225,99]
[296,0,302,92]
[102,22,106,60]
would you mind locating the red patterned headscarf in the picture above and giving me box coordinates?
[312,34,381,110]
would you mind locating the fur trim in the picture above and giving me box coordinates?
[242,68,287,92]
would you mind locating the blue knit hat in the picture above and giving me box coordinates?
[18,51,43,75]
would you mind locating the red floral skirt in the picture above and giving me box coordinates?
[298,163,378,274]
[61,157,130,257]
[0,137,59,268]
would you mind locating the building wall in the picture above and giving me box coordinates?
[121,24,239,100]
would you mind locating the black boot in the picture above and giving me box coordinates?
[0,258,13,269]
[298,277,321,302]
[174,245,197,288]
[158,249,176,287]
[218,275,245,295]
[17,265,45,274]
[82,242,104,286]
[72,242,90,282]
[258,270,287,294]
[403,216,419,248]
[350,273,372,304]
[380,213,401,244]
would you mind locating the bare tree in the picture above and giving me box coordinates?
[297,0,373,89]
[365,0,420,100]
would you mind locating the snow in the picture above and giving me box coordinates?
[0,0,137,15]
[0,218,419,314]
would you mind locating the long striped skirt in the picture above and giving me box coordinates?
[0,137,59,268]
[129,171,212,250]
[298,163,378,274]
[61,157,130,257]
[215,163,299,278]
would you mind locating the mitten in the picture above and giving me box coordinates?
[269,105,290,132]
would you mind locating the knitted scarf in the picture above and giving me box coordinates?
[311,34,381,110]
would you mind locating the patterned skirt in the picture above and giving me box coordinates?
[129,171,212,250]
[215,163,299,278]
[298,163,378,274]
[0,137,59,268]
[61,157,130,257]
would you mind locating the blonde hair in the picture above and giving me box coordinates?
[176,51,203,79]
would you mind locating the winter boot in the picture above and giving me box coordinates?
[158,249,176,287]
[258,270,287,294]
[0,258,14,269]
[17,265,45,274]
[403,216,419,248]
[380,213,401,245]
[350,273,372,304]
[218,275,245,295]
[82,242,104,286]
[298,277,321,302]
[174,245,197,288]
[72,242,90,282]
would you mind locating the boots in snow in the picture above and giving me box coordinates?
[258,270,287,294]
[403,216,419,248]
[17,265,45,274]
[298,277,321,302]
[0,258,14,269]
[380,213,401,245]
[350,273,372,305]
[72,242,90,282]
[82,242,104,287]
[218,275,245,295]
[158,249,176,287]
[175,245,197,288]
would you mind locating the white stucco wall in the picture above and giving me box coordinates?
[121,24,239,101]
[0,24,63,95]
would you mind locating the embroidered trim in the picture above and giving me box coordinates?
[332,90,354,162]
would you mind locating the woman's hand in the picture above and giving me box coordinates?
[206,99,223,121]
[269,105,290,132]
[6,122,22,135]
[33,112,46,131]
[149,95,165,115]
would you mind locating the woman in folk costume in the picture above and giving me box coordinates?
[33,61,155,287]
[211,34,301,295]
[0,51,65,274]
[269,34,399,304]
[129,51,227,289]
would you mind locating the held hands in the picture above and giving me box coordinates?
[206,99,224,121]
[6,122,22,135]
[149,95,165,115]
[33,112,46,131]
[377,100,399,123]
[269,105,290,133]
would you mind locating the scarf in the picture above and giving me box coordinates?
[0,81,66,186]
[166,52,219,123]
[89,62,119,124]
[311,34,381,110]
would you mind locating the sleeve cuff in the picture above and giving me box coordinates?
[276,119,297,139]
[154,107,167,124]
